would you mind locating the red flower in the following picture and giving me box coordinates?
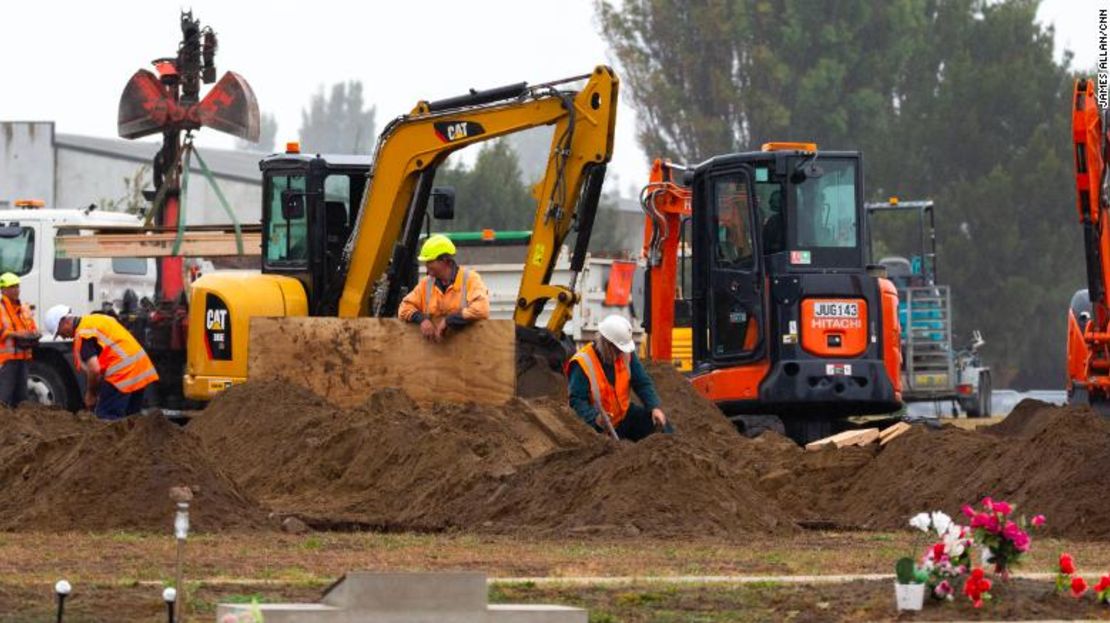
[1071,576,1088,597]
[964,568,992,608]
[971,512,989,528]
[961,504,976,518]
[1060,553,1076,575]
[1094,574,1110,593]
[933,543,946,560]
[1031,514,1046,527]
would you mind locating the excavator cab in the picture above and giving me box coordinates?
[259,148,372,313]
[644,143,903,443]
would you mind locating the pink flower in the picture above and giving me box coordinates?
[981,496,994,510]
[984,515,1001,534]
[992,500,1013,515]
[1032,514,1046,527]
[961,504,976,518]
[1002,521,1022,541]
[935,580,953,598]
[1013,531,1031,552]
[971,512,989,528]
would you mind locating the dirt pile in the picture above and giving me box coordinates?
[794,400,1110,539]
[0,408,268,533]
[190,381,599,530]
[189,365,794,537]
[6,362,1110,540]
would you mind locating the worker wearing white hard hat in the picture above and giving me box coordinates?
[564,314,671,441]
[44,304,158,420]
[0,272,40,407]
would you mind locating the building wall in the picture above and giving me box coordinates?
[55,148,261,224]
[0,122,55,208]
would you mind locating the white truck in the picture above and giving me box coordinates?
[0,205,156,408]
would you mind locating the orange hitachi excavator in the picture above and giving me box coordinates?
[641,144,903,443]
[1067,78,1110,409]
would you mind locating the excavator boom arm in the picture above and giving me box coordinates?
[337,67,619,335]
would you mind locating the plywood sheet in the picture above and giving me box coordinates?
[248,317,516,407]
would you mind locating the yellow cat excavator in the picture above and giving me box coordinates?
[183,67,618,399]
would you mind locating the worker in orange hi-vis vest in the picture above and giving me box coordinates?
[0,273,40,407]
[398,234,490,342]
[44,304,159,420]
[565,314,672,442]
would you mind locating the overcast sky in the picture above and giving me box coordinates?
[0,0,1102,195]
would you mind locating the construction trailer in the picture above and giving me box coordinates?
[865,199,991,417]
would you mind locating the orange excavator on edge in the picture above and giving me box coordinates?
[1067,78,1110,410]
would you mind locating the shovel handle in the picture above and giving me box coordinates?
[597,412,619,440]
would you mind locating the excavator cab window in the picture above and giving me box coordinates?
[787,157,861,268]
[265,174,308,266]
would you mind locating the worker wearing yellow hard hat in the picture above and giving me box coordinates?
[398,234,490,341]
[0,272,40,407]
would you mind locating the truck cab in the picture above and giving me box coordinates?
[0,203,156,407]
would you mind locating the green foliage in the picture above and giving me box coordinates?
[299,81,377,154]
[895,557,919,584]
[433,140,538,233]
[599,0,1080,386]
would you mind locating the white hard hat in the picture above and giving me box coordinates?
[45,304,72,336]
[598,314,636,353]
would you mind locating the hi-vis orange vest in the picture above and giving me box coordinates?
[73,314,159,393]
[565,342,631,426]
[0,295,36,364]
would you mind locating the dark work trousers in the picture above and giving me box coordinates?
[613,404,675,442]
[0,360,28,407]
[95,382,146,421]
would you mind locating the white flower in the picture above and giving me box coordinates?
[909,512,931,532]
[931,511,952,536]
[980,547,994,566]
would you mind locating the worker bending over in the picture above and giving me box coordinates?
[399,234,490,341]
[566,314,671,441]
[0,273,40,407]
[44,305,159,420]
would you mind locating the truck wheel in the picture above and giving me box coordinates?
[978,371,992,418]
[28,360,73,409]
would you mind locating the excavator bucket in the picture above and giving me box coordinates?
[118,69,170,139]
[117,69,260,142]
[196,72,260,142]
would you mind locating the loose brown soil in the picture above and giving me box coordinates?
[0,407,267,533]
[3,363,1110,541]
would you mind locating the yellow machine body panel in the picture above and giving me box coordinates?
[671,327,693,372]
[184,272,308,400]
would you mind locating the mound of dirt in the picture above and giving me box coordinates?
[190,381,600,530]
[811,403,1110,539]
[0,409,268,533]
[189,364,796,537]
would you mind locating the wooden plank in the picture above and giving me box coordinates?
[55,231,261,258]
[804,429,861,452]
[879,421,911,441]
[248,317,516,408]
[805,427,880,451]
[880,422,913,446]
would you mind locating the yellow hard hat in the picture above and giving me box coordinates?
[417,234,457,262]
[0,273,20,288]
